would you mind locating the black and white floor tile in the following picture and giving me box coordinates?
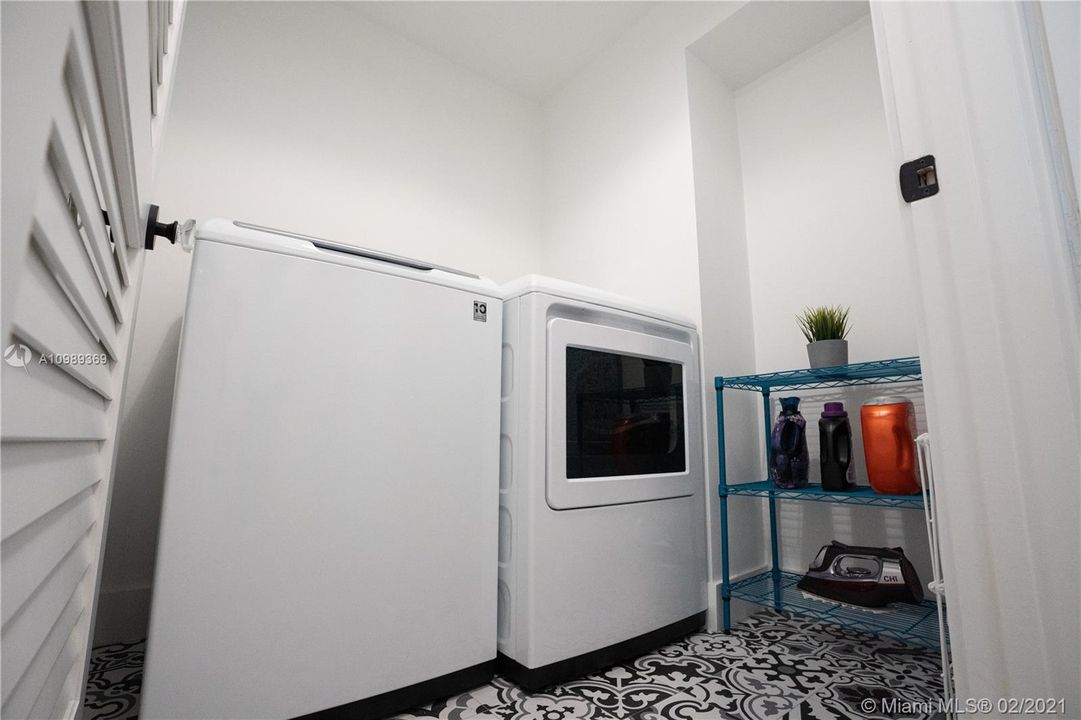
[85,611,943,720]
[84,640,145,720]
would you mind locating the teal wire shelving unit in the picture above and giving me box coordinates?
[715,356,942,648]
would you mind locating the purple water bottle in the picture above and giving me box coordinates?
[770,397,809,489]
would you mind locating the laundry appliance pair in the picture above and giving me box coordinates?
[142,221,707,719]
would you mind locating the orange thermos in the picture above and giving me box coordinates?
[860,396,920,495]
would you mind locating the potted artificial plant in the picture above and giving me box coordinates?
[797,305,851,369]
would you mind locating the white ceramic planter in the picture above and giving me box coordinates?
[807,339,848,369]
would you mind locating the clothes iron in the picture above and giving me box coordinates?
[797,541,924,607]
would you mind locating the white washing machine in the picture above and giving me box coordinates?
[497,275,707,689]
[142,220,502,719]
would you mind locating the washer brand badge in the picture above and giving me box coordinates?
[473,300,487,322]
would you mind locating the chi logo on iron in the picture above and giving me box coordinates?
[473,301,487,322]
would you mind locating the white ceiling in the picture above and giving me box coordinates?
[689,1,870,90]
[346,2,659,101]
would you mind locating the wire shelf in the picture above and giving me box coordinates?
[716,356,921,392]
[714,355,938,644]
[724,481,924,509]
[730,570,941,648]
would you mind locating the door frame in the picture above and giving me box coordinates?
[871,0,1080,708]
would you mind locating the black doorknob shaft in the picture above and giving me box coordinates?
[144,204,179,250]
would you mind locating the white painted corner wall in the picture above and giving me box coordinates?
[539,2,747,326]
[536,5,930,622]
[733,15,930,582]
[153,1,544,280]
[685,52,764,627]
[537,3,758,629]
[683,12,930,622]
[737,16,917,374]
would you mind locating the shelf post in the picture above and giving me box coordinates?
[715,379,731,633]
[763,390,781,611]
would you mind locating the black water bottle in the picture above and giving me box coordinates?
[819,402,854,491]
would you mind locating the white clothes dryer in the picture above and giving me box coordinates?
[497,275,707,689]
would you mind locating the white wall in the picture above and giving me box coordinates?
[538,2,755,630]
[685,53,765,627]
[525,3,929,627]
[540,3,744,325]
[733,17,929,579]
[738,16,916,373]
[96,0,544,643]
[155,1,543,279]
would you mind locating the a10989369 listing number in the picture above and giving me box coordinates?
[40,352,109,366]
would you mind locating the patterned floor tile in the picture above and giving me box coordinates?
[484,691,621,720]
[391,679,519,719]
[83,640,144,720]
[785,681,943,720]
[556,664,716,719]
[85,611,945,720]
[647,650,837,719]
[661,629,770,664]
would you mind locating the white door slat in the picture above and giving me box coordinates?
[0,568,91,719]
[12,246,112,399]
[63,42,130,286]
[165,0,174,51]
[149,0,160,118]
[156,5,165,86]
[50,110,125,324]
[7,616,87,720]
[47,648,86,720]
[162,5,169,57]
[42,146,109,307]
[35,169,120,362]
[2,488,98,627]
[82,2,148,250]
[1,441,101,542]
[28,614,83,720]
[1,359,107,443]
[1,536,92,702]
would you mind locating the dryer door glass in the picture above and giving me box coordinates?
[566,348,685,479]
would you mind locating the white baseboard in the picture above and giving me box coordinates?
[93,585,151,645]
[705,572,772,633]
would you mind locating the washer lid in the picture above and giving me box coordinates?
[195,219,502,299]
[501,274,696,329]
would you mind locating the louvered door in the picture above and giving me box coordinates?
[1,3,183,718]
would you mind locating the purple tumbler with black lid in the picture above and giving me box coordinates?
[819,402,855,491]
[770,397,809,488]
